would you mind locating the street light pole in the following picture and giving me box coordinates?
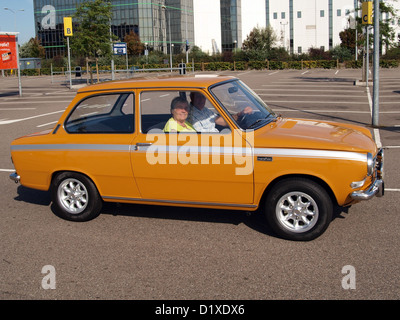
[109,18,115,81]
[162,5,173,72]
[3,8,25,32]
[372,0,380,127]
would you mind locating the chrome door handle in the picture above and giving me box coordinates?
[134,143,152,151]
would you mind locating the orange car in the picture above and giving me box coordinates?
[9,76,384,241]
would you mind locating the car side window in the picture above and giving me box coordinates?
[65,93,134,134]
[140,90,230,133]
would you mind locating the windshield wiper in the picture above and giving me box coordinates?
[248,114,276,129]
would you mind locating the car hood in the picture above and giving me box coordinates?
[253,117,377,154]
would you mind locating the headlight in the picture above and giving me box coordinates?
[367,152,374,176]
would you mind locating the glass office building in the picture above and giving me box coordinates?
[33,0,194,58]
[220,0,241,51]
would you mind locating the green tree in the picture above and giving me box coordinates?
[339,28,361,55]
[347,1,399,54]
[330,45,353,62]
[70,0,116,59]
[378,1,398,51]
[242,26,278,61]
[19,37,45,58]
[188,46,210,62]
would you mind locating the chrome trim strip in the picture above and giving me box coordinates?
[102,196,257,209]
[11,144,131,152]
[10,144,367,162]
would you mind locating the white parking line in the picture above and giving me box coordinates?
[366,87,382,148]
[262,84,354,88]
[0,110,64,125]
[267,100,368,105]
[0,108,36,110]
[37,121,58,128]
[259,94,365,98]
[236,71,252,76]
[374,129,382,148]
[272,109,371,113]
[0,169,15,172]
[0,100,71,105]
[255,88,362,93]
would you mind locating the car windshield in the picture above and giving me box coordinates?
[210,79,277,130]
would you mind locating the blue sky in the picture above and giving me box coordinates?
[0,0,35,44]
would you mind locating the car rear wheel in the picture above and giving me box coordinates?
[51,172,102,222]
[265,178,333,241]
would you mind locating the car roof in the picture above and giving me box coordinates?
[77,75,236,93]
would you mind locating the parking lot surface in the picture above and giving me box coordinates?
[0,69,399,300]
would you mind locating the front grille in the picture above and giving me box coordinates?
[375,148,384,180]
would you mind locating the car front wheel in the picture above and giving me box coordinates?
[51,172,102,222]
[265,178,333,241]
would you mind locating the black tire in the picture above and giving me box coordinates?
[265,178,333,241]
[51,172,102,222]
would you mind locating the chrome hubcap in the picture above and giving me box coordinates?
[276,192,318,233]
[58,178,88,214]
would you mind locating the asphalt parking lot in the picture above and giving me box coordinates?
[0,69,399,302]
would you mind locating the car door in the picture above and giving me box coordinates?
[130,89,254,206]
[62,91,141,200]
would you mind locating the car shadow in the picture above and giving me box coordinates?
[0,92,20,98]
[295,76,356,83]
[14,185,51,206]
[100,201,351,239]
[101,202,276,237]
[14,185,351,239]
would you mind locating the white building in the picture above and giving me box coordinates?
[193,0,222,53]
[194,0,400,55]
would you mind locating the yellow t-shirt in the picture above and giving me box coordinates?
[163,118,196,132]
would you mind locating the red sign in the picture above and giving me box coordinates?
[0,34,18,70]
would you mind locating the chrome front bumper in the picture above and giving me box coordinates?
[351,179,384,201]
[9,172,20,184]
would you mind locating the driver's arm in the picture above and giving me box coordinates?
[233,106,253,121]
[215,115,228,127]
